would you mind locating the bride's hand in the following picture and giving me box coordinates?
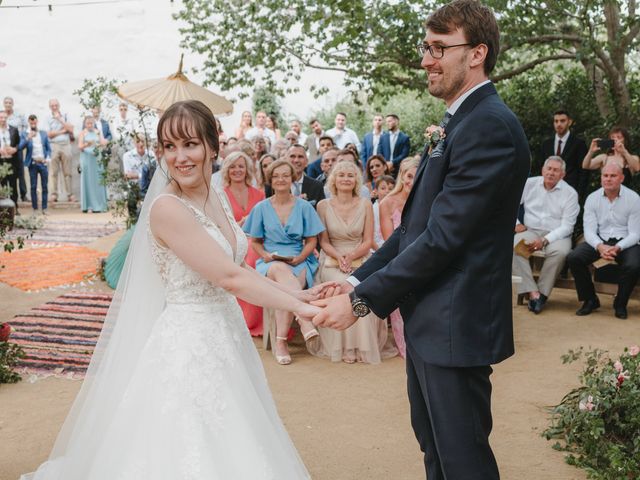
[295,281,339,302]
[295,302,322,322]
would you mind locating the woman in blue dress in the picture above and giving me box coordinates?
[78,116,108,212]
[243,159,325,365]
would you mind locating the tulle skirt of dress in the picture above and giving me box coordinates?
[22,300,310,480]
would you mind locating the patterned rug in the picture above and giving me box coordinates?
[10,219,122,246]
[0,245,106,291]
[8,292,112,376]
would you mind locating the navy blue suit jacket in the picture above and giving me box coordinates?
[379,131,410,167]
[20,130,51,167]
[361,131,382,163]
[353,83,530,367]
[99,119,112,141]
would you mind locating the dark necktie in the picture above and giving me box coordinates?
[556,139,563,156]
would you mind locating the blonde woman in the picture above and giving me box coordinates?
[311,161,397,363]
[222,151,266,336]
[234,110,253,140]
[378,156,419,357]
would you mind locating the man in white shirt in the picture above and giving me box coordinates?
[326,112,361,152]
[46,98,75,202]
[122,135,154,180]
[4,96,28,201]
[512,156,579,313]
[244,111,276,145]
[289,119,307,145]
[566,162,640,319]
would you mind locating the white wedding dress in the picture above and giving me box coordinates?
[23,190,311,479]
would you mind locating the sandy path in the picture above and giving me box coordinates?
[1,212,636,479]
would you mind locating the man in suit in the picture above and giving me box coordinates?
[540,109,589,201]
[4,96,28,201]
[266,144,325,207]
[304,118,324,161]
[361,114,384,166]
[0,110,22,212]
[91,106,113,142]
[311,1,530,478]
[305,135,335,179]
[21,114,52,213]
[380,113,411,175]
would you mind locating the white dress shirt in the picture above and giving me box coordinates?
[446,80,492,116]
[583,185,640,250]
[554,131,570,156]
[372,130,382,155]
[326,127,361,152]
[122,149,154,177]
[518,177,579,243]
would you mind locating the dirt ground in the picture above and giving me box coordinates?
[0,210,637,479]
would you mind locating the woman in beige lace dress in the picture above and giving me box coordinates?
[310,161,397,364]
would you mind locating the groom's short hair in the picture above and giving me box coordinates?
[425,0,500,75]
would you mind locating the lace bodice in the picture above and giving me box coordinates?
[148,189,248,305]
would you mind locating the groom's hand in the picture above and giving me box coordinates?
[311,294,357,331]
[318,280,354,299]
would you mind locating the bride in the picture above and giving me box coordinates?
[22,100,324,479]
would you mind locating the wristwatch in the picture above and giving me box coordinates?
[349,291,371,317]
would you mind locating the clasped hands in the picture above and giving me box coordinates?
[597,243,620,261]
[292,280,359,332]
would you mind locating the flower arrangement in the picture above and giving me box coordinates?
[543,345,640,479]
[0,323,25,384]
[425,124,445,147]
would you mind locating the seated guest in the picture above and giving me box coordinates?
[265,144,325,208]
[306,135,335,179]
[566,163,640,319]
[256,153,276,195]
[512,156,579,314]
[372,175,395,250]
[582,126,640,186]
[222,151,266,336]
[270,139,290,160]
[310,161,397,364]
[21,114,51,214]
[122,134,154,181]
[139,141,159,199]
[378,157,419,357]
[251,135,270,164]
[315,147,339,185]
[364,154,391,199]
[243,159,325,364]
[324,149,369,199]
[284,130,299,146]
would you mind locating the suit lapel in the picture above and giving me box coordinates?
[404,83,498,214]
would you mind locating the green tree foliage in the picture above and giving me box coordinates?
[252,86,284,126]
[176,0,640,126]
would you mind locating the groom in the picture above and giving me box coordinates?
[312,1,530,478]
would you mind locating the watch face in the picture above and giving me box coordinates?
[353,302,370,317]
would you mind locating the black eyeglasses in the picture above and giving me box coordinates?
[416,42,472,59]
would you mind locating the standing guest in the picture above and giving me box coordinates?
[113,102,135,151]
[540,109,589,200]
[512,156,579,314]
[139,140,158,199]
[257,153,276,194]
[306,135,335,179]
[311,161,397,364]
[582,127,639,185]
[46,98,76,202]
[290,119,307,145]
[222,151,266,336]
[380,113,411,175]
[21,115,51,214]
[77,116,108,213]
[315,147,340,185]
[364,154,391,198]
[312,3,531,477]
[234,110,253,140]
[361,114,384,164]
[245,110,276,145]
[304,118,325,160]
[122,135,154,181]
[567,163,640,319]
[265,145,325,207]
[243,159,325,364]
[91,106,113,142]
[372,175,395,250]
[0,110,21,211]
[4,96,28,201]
[266,114,282,140]
[326,112,361,152]
[378,157,419,357]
